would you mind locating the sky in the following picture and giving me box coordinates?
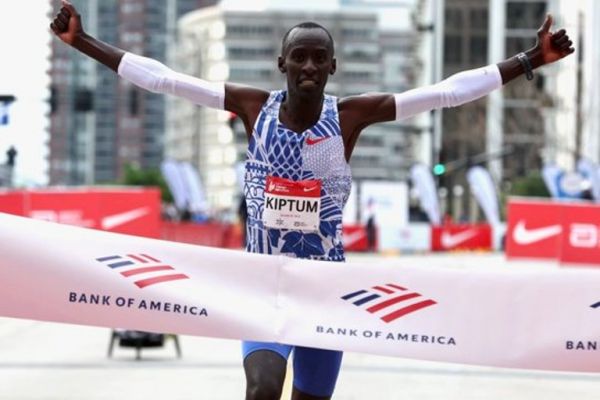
[0,0,413,188]
[0,2,52,187]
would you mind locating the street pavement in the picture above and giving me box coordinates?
[0,252,599,400]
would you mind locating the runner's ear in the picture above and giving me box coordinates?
[329,58,337,75]
[278,56,286,73]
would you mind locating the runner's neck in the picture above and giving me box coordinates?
[279,92,324,134]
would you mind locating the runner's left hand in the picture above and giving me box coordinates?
[532,14,575,66]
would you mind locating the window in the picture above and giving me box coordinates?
[470,37,488,64]
[470,9,488,30]
[227,47,274,59]
[74,89,93,112]
[226,25,272,36]
[506,2,546,29]
[505,37,536,58]
[445,8,463,30]
[229,68,272,80]
[444,35,462,64]
[50,86,58,114]
[344,71,374,82]
[128,88,139,116]
[341,28,374,40]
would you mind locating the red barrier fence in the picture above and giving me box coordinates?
[431,224,492,251]
[0,187,161,238]
[0,188,505,255]
[506,198,600,266]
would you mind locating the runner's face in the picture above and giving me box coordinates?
[279,28,336,96]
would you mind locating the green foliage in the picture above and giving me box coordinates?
[121,164,173,203]
[509,172,550,198]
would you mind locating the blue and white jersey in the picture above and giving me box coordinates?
[243,90,352,262]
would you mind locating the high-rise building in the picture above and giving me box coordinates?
[48,0,217,185]
[412,0,559,219]
[442,0,551,183]
[415,1,548,203]
[551,0,600,169]
[579,0,600,164]
[166,6,420,210]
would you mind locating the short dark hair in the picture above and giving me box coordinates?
[281,22,335,56]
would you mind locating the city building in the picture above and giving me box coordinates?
[414,0,558,219]
[167,4,420,210]
[552,0,600,168]
[48,0,217,185]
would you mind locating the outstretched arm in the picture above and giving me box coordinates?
[338,14,574,160]
[50,0,124,71]
[50,0,267,139]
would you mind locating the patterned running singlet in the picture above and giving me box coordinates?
[244,91,352,262]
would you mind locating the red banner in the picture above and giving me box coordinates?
[342,225,370,252]
[0,191,25,216]
[431,224,492,251]
[0,188,160,238]
[559,203,600,266]
[95,189,160,237]
[506,199,563,260]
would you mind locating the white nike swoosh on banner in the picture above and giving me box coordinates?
[344,231,366,247]
[512,220,562,245]
[441,230,478,248]
[101,207,150,230]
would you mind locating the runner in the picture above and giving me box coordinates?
[50,1,574,398]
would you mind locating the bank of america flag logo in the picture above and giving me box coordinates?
[96,254,189,288]
[341,283,437,323]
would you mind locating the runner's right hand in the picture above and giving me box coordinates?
[50,0,84,46]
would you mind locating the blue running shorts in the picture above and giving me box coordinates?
[242,340,343,397]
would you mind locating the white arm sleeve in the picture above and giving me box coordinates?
[117,52,225,109]
[395,64,502,121]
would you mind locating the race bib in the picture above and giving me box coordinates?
[263,176,321,231]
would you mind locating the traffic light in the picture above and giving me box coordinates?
[6,146,17,168]
[433,163,446,176]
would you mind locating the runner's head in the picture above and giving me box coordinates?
[278,22,336,96]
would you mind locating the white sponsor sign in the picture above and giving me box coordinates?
[409,163,441,225]
[161,160,208,214]
[342,181,358,225]
[467,166,500,226]
[395,223,431,252]
[1,213,600,372]
[577,158,600,202]
[360,181,409,251]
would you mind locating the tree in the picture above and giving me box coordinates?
[120,164,173,203]
[509,172,550,197]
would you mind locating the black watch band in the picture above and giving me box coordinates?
[516,52,534,81]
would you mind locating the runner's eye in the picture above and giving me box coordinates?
[290,50,306,63]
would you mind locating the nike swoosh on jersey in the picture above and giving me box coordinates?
[306,136,329,145]
[512,220,562,245]
[101,207,150,230]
